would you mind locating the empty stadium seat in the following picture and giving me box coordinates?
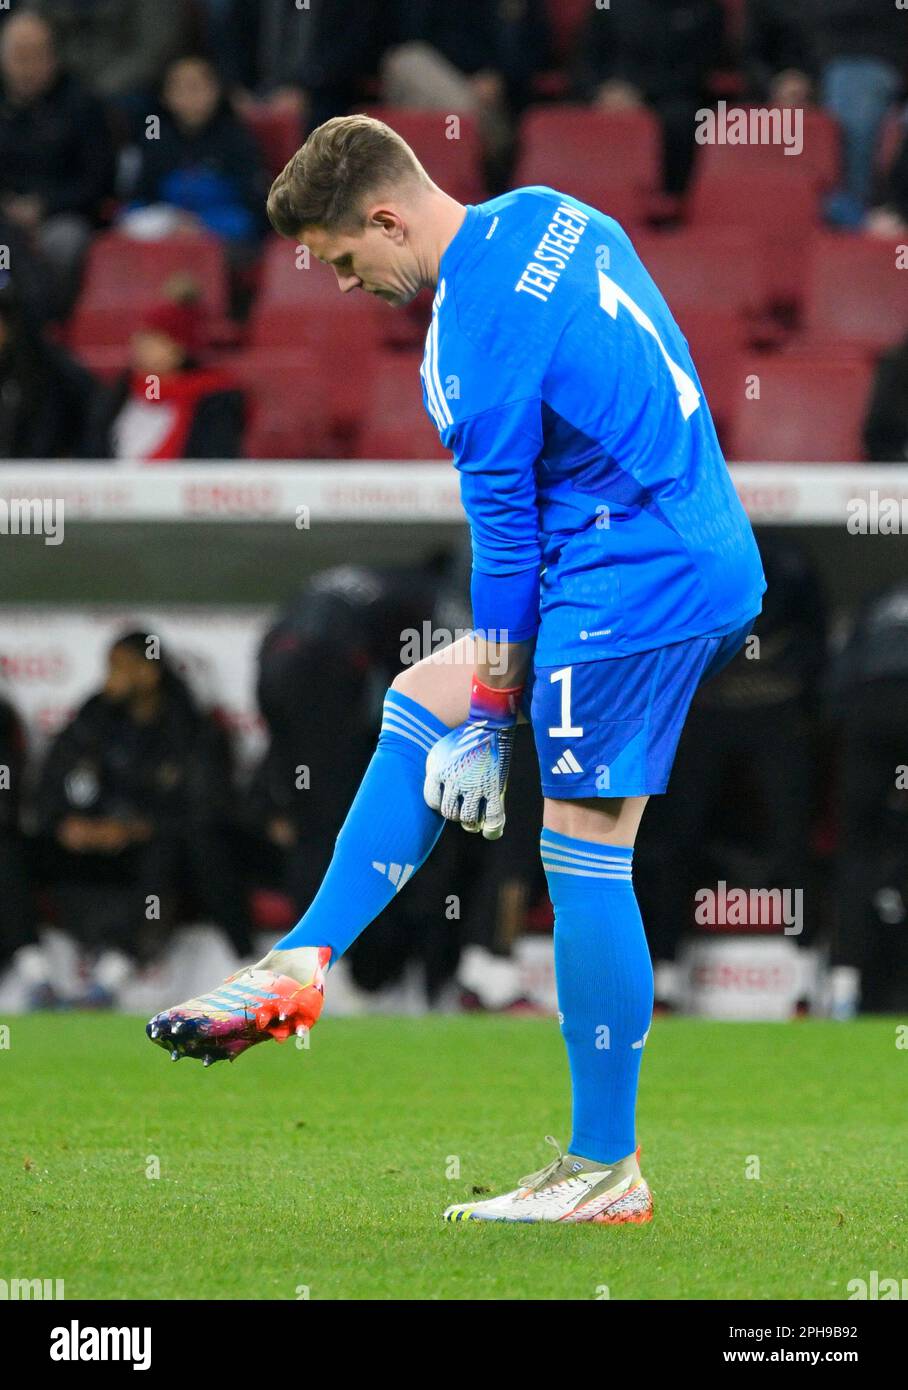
[242,103,303,179]
[674,306,749,440]
[249,236,380,423]
[359,107,485,203]
[795,232,908,356]
[688,168,822,307]
[634,226,766,316]
[514,105,661,225]
[71,344,130,382]
[692,108,841,189]
[250,235,376,343]
[233,349,339,459]
[728,356,874,461]
[354,351,449,460]
[69,232,229,350]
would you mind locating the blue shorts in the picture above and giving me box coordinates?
[523,621,755,799]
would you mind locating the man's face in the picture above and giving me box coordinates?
[304,215,421,307]
[0,18,56,102]
[104,645,159,705]
[164,58,219,130]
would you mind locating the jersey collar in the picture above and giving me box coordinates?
[438,204,480,285]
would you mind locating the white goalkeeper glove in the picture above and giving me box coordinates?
[423,676,522,840]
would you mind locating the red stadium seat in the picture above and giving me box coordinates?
[242,103,302,179]
[687,168,822,307]
[72,344,130,382]
[634,227,766,316]
[354,351,449,460]
[727,356,874,461]
[69,231,229,349]
[250,234,376,344]
[674,306,749,442]
[794,232,908,356]
[249,235,381,433]
[359,107,485,203]
[692,108,841,189]
[233,349,340,459]
[514,106,661,225]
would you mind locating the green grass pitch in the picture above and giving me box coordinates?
[2,1012,906,1300]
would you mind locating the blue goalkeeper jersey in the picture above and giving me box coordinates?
[419,185,766,666]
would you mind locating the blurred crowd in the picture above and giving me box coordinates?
[0,0,905,461]
[2,533,908,1017]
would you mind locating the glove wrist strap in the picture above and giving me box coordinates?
[469,675,523,725]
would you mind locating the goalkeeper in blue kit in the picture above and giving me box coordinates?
[148,115,766,1225]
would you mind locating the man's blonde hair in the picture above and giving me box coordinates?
[267,115,430,237]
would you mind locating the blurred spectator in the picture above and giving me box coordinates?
[0,693,42,1001]
[827,586,908,1014]
[26,0,191,110]
[0,12,115,315]
[863,334,908,463]
[572,0,725,195]
[865,107,908,238]
[744,0,907,226]
[743,0,812,105]
[83,282,245,461]
[123,55,268,256]
[200,0,313,121]
[248,564,437,916]
[0,279,97,458]
[0,215,58,323]
[34,631,253,1004]
[204,0,386,130]
[636,531,827,1006]
[381,0,551,179]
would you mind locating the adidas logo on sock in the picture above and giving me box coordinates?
[372,861,415,892]
[551,749,583,775]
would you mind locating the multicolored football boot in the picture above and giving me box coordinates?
[443,1136,653,1224]
[146,947,331,1066]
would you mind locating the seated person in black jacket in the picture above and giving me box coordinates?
[0,278,97,458]
[572,0,725,196]
[34,631,254,1004]
[124,53,268,260]
[84,283,244,461]
[0,12,114,315]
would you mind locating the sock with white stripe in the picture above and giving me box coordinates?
[541,828,654,1165]
[273,689,448,960]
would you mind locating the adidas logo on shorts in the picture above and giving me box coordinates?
[551,749,584,775]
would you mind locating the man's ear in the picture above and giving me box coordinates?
[371,208,406,240]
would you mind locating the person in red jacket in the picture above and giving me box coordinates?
[85,286,245,461]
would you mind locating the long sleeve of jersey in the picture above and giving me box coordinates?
[449,395,544,644]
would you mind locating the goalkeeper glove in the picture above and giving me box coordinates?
[423,675,523,839]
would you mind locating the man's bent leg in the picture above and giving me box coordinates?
[148,639,479,1062]
[260,635,478,967]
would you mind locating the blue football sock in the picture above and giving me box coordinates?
[541,829,654,1164]
[274,689,449,960]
